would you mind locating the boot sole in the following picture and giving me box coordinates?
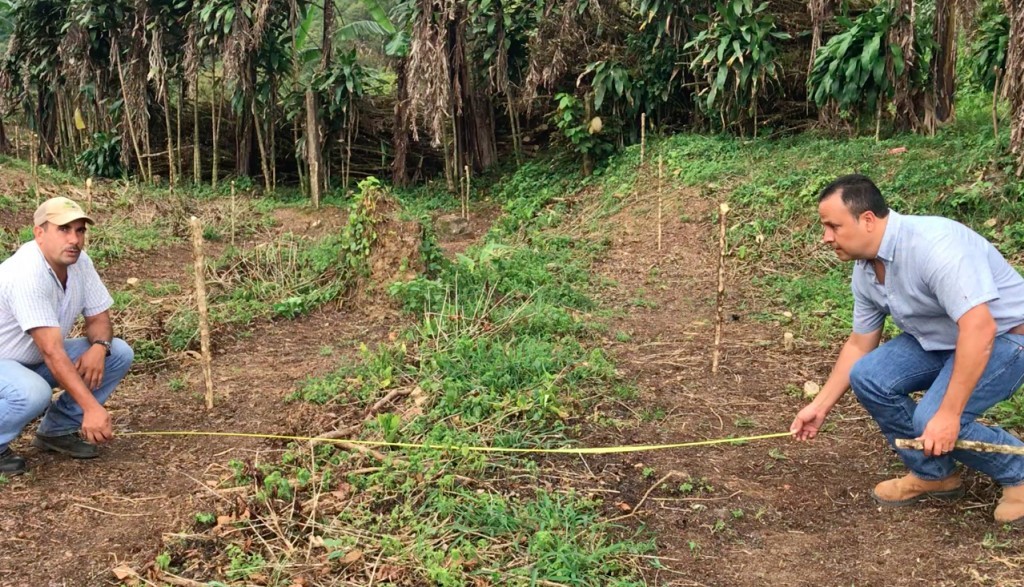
[871,486,965,507]
[31,437,99,459]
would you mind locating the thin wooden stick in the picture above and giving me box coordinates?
[230,180,236,247]
[640,112,646,166]
[896,438,1024,456]
[189,216,214,410]
[463,164,470,220]
[30,132,38,204]
[657,154,663,252]
[84,178,92,250]
[712,203,729,374]
[993,67,1002,145]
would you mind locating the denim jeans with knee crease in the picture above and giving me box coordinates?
[0,337,133,453]
[851,332,1024,486]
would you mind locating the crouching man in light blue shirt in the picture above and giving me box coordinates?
[0,197,134,476]
[790,174,1024,525]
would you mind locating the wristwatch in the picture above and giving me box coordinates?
[91,340,112,356]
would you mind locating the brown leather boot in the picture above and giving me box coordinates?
[994,484,1024,525]
[871,472,963,506]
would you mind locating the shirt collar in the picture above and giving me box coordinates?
[874,209,900,263]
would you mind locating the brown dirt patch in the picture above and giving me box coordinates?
[569,180,1024,585]
[0,190,415,585]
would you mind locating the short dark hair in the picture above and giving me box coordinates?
[818,174,889,219]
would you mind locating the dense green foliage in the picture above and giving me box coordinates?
[970,0,1011,92]
[686,0,789,134]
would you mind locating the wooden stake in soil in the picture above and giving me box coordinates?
[189,216,215,410]
[712,202,730,374]
[993,67,1002,145]
[462,164,470,220]
[30,132,38,204]
[657,154,663,252]
[84,178,93,250]
[896,438,1024,456]
[230,180,236,247]
[640,112,646,166]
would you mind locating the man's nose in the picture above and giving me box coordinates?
[822,228,834,243]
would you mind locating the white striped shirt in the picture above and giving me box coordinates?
[0,240,113,364]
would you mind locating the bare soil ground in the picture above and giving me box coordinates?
[1,168,1022,586]
[567,184,1024,586]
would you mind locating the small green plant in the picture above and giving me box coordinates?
[168,378,187,392]
[155,552,172,571]
[194,512,216,525]
[688,540,701,556]
[641,466,655,478]
[225,544,266,580]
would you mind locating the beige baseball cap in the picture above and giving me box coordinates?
[33,197,95,227]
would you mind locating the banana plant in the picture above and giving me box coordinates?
[685,0,790,137]
[970,0,1010,92]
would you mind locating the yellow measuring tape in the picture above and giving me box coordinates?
[122,430,793,455]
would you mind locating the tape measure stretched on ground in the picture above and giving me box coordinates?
[122,430,794,455]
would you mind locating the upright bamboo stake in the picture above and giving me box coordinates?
[162,90,176,189]
[84,178,93,249]
[657,154,663,252]
[462,164,470,220]
[640,112,646,166]
[176,81,184,182]
[211,72,221,189]
[189,216,214,410]
[993,67,1003,145]
[30,132,38,204]
[230,180,236,247]
[305,89,320,208]
[712,203,730,374]
[874,99,882,142]
[193,78,201,184]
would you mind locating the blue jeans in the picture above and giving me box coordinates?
[0,338,133,452]
[850,332,1024,486]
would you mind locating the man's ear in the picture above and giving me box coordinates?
[861,211,878,231]
[32,225,43,240]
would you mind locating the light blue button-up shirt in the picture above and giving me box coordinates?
[852,210,1024,351]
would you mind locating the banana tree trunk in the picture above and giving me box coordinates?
[932,0,956,123]
[391,57,410,187]
[889,0,919,133]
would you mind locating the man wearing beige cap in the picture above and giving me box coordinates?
[0,197,133,475]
